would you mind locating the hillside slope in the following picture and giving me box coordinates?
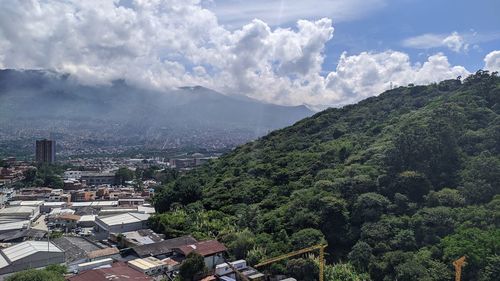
[152,71,500,281]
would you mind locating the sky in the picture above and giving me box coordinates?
[0,0,499,107]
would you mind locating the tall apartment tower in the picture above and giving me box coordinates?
[35,139,56,164]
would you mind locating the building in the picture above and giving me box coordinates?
[35,139,56,164]
[67,262,153,281]
[0,205,40,223]
[130,236,198,258]
[128,257,168,276]
[94,212,150,240]
[174,240,227,270]
[0,241,64,274]
[81,171,116,186]
[110,229,164,248]
[52,236,119,266]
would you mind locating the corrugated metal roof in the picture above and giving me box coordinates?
[0,254,9,269]
[0,220,30,231]
[98,212,150,226]
[0,206,37,215]
[2,241,62,262]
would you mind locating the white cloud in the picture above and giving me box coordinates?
[484,50,500,72]
[323,51,469,104]
[402,32,469,53]
[0,0,476,107]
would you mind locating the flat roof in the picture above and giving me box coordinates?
[78,215,96,222]
[0,206,37,215]
[71,201,118,207]
[0,220,30,231]
[128,257,164,270]
[2,241,62,262]
[43,202,67,206]
[97,212,150,226]
[8,200,44,206]
[0,254,8,269]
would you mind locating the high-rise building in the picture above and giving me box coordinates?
[35,139,56,163]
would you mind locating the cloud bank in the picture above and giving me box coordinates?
[0,0,495,106]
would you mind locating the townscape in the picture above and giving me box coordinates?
[1,1,499,281]
[0,140,280,281]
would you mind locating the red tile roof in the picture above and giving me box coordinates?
[175,240,227,257]
[67,262,153,281]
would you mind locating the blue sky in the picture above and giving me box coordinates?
[208,0,500,72]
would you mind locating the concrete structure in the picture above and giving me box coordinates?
[118,198,144,207]
[128,257,167,276]
[0,205,40,222]
[64,170,83,180]
[0,241,64,274]
[0,220,30,234]
[94,212,150,240]
[81,172,116,186]
[35,139,56,164]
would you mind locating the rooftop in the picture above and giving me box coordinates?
[68,262,153,281]
[0,206,38,215]
[128,257,164,270]
[1,241,62,262]
[97,212,150,227]
[53,236,102,263]
[175,240,227,257]
[132,236,197,258]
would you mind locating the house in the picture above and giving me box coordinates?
[67,261,153,281]
[94,212,150,240]
[0,241,64,275]
[130,235,197,258]
[49,214,81,231]
[174,240,227,270]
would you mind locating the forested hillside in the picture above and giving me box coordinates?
[151,71,500,281]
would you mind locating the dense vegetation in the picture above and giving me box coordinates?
[5,264,66,281]
[151,71,500,281]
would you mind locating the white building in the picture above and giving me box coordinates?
[94,212,150,240]
[0,241,65,274]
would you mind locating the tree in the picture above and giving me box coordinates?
[425,188,465,207]
[179,252,206,281]
[6,265,65,281]
[286,258,318,281]
[324,263,371,281]
[115,167,134,185]
[224,229,256,260]
[348,241,373,272]
[290,228,326,250]
[353,193,390,223]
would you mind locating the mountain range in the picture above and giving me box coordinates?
[0,69,313,153]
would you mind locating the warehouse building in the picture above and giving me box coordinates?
[94,212,150,240]
[0,241,64,274]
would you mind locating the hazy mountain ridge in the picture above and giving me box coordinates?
[0,69,313,130]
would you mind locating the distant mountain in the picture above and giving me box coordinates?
[0,69,312,129]
[0,69,313,153]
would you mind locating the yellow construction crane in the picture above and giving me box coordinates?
[254,244,327,281]
[453,256,466,281]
